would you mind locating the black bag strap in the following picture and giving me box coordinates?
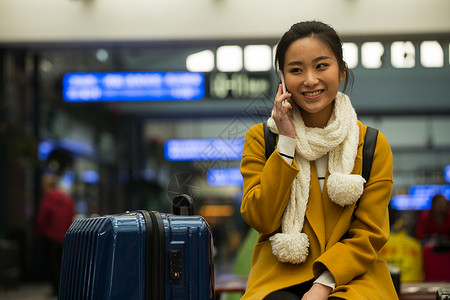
[361,126,378,183]
[354,126,378,211]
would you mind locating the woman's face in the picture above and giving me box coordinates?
[283,36,345,127]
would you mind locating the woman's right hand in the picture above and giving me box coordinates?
[272,84,295,138]
[301,283,333,300]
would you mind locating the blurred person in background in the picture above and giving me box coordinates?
[36,172,75,296]
[416,194,450,242]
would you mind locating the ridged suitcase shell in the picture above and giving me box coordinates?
[59,205,214,300]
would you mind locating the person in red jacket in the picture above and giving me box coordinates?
[36,172,75,295]
[416,194,450,241]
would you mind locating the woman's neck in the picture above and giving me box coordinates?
[300,102,334,128]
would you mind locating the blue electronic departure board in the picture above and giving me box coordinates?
[63,71,205,102]
[391,184,450,210]
[207,168,243,187]
[164,138,244,161]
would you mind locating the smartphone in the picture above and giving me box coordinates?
[280,71,288,104]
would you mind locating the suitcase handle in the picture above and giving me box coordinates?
[172,194,194,216]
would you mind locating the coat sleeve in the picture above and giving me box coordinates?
[313,130,393,286]
[240,124,299,235]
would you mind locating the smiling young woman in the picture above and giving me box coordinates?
[239,21,397,300]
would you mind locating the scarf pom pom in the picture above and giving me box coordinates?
[269,232,309,264]
[327,172,365,206]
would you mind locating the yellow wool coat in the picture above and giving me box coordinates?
[240,121,398,300]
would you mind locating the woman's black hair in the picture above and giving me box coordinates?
[275,20,354,93]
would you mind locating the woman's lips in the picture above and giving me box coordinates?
[302,90,324,98]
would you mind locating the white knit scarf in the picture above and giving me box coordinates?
[267,92,364,264]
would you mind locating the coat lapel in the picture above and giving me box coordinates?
[324,124,365,247]
[305,162,326,252]
[306,122,367,250]
[322,177,345,243]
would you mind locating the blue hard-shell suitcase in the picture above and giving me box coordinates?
[58,194,215,300]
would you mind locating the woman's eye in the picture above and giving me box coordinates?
[317,63,329,69]
[290,68,302,73]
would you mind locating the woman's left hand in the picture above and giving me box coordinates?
[301,283,332,300]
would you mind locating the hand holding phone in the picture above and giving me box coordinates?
[275,71,295,138]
